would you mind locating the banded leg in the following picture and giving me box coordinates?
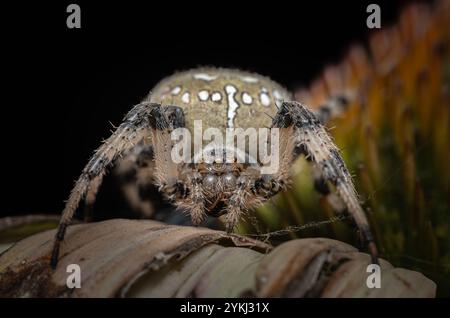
[83,136,156,221]
[309,151,348,215]
[225,178,255,232]
[151,106,187,197]
[273,101,378,263]
[253,124,296,198]
[50,103,185,268]
[188,172,206,225]
[83,176,102,222]
[312,167,348,215]
[115,144,156,218]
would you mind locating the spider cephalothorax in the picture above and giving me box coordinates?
[51,68,378,268]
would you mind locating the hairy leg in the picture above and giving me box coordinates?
[310,164,348,217]
[252,126,296,199]
[83,176,102,222]
[169,169,206,226]
[225,177,256,233]
[51,103,185,268]
[272,101,378,263]
[151,106,187,196]
[187,172,206,225]
[115,144,156,218]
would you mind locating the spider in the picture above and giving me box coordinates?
[50,68,378,268]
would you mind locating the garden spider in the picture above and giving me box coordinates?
[51,68,378,268]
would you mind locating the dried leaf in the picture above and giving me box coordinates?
[0,219,436,298]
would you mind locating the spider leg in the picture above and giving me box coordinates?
[252,122,297,199]
[151,106,187,197]
[273,101,378,264]
[115,144,156,218]
[166,169,206,226]
[225,177,255,232]
[188,172,206,225]
[314,95,351,124]
[303,147,348,215]
[117,108,189,219]
[50,103,184,268]
[84,136,155,223]
[312,166,348,214]
[83,176,102,222]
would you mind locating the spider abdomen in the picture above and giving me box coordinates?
[149,68,292,133]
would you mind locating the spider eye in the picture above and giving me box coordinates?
[203,174,217,192]
[223,173,237,191]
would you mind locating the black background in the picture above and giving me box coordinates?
[2,0,424,218]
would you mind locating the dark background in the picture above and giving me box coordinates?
[2,0,425,219]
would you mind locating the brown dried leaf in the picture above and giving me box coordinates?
[0,219,270,297]
[0,219,436,298]
[255,238,356,297]
[322,254,435,298]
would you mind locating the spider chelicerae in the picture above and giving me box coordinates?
[51,67,378,268]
